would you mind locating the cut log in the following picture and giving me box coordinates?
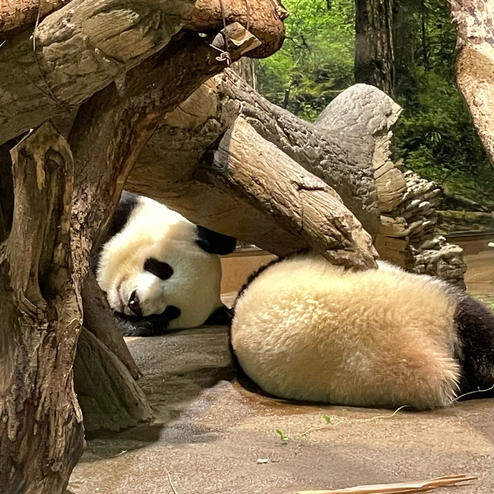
[201,116,377,269]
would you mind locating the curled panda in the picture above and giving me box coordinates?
[231,252,494,410]
[95,191,236,336]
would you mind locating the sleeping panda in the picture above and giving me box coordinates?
[231,252,494,410]
[95,191,236,336]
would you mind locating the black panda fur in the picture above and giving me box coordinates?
[95,192,235,336]
[231,252,494,410]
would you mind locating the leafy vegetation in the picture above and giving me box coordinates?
[258,0,355,122]
[258,0,492,205]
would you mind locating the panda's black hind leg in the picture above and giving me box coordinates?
[454,293,494,398]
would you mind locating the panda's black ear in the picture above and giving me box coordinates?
[107,191,139,239]
[195,226,236,255]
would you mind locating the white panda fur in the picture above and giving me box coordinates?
[96,192,236,335]
[231,252,494,410]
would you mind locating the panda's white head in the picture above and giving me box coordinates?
[96,192,236,332]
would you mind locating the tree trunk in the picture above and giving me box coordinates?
[0,122,84,494]
[447,0,494,165]
[355,0,395,95]
[392,0,416,102]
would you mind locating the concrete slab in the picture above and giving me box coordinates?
[69,251,494,494]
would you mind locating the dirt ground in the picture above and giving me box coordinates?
[68,247,493,494]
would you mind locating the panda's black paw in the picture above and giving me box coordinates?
[114,312,169,337]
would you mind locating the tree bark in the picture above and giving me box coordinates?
[0,0,71,33]
[0,20,267,491]
[127,71,383,248]
[81,272,141,380]
[355,0,395,95]
[0,122,84,494]
[74,328,153,433]
[447,0,494,165]
[202,117,377,269]
[0,0,285,146]
[0,0,194,144]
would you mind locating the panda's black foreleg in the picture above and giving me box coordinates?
[454,293,494,397]
[114,305,181,337]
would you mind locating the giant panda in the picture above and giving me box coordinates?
[231,252,494,410]
[95,191,236,336]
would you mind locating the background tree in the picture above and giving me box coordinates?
[354,0,394,95]
[258,0,493,205]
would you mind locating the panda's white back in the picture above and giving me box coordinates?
[232,253,461,409]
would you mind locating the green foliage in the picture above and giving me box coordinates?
[258,0,492,205]
[258,0,355,121]
[392,0,493,202]
[275,428,289,442]
[321,414,332,424]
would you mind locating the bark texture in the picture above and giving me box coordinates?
[204,117,377,269]
[448,0,494,165]
[127,71,383,253]
[74,328,153,433]
[0,0,285,145]
[355,0,394,95]
[0,0,193,144]
[0,122,84,494]
[0,0,71,33]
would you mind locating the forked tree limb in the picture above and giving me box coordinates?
[128,71,382,239]
[0,0,284,145]
[69,23,263,262]
[67,25,261,436]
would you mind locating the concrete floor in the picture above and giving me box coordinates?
[69,248,493,494]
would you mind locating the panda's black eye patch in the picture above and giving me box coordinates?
[144,258,174,280]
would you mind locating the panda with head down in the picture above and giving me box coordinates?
[231,252,494,410]
[95,191,236,336]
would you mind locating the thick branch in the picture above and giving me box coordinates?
[69,24,262,262]
[0,0,71,33]
[128,72,382,238]
[201,117,377,269]
[0,0,192,144]
[0,0,285,145]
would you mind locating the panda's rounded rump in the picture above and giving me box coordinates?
[231,253,461,409]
